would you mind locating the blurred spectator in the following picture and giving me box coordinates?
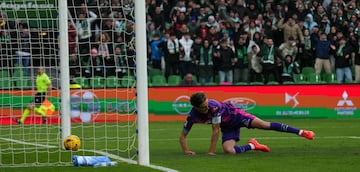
[68,20,77,54]
[114,11,126,34]
[101,19,114,42]
[147,22,160,42]
[0,29,12,71]
[259,38,281,84]
[277,17,304,44]
[206,15,219,31]
[247,2,260,20]
[194,39,214,85]
[313,32,335,75]
[163,32,180,79]
[304,13,318,33]
[75,8,97,55]
[231,0,247,19]
[233,36,249,83]
[298,29,315,69]
[206,26,221,43]
[179,73,197,86]
[354,36,360,83]
[214,39,235,84]
[278,36,298,62]
[313,5,327,24]
[86,48,103,77]
[248,44,262,82]
[281,55,300,82]
[149,33,165,70]
[245,20,261,41]
[196,20,209,40]
[187,16,199,37]
[151,6,166,32]
[179,32,194,78]
[15,28,31,76]
[114,46,127,77]
[295,3,308,22]
[333,38,352,83]
[69,53,80,77]
[318,15,331,34]
[95,32,114,77]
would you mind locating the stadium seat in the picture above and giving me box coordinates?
[293,74,306,83]
[74,77,89,88]
[268,74,276,82]
[322,73,338,84]
[204,82,217,86]
[148,68,162,78]
[267,81,280,85]
[89,77,105,88]
[282,81,295,85]
[191,75,198,83]
[151,75,168,86]
[301,67,315,76]
[214,75,220,83]
[345,79,354,83]
[0,70,9,78]
[15,78,32,90]
[121,76,136,87]
[307,73,326,84]
[167,75,181,86]
[13,69,25,79]
[0,78,12,89]
[106,76,120,88]
[250,82,264,85]
[234,82,248,85]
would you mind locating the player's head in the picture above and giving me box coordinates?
[190,92,209,114]
[37,67,45,74]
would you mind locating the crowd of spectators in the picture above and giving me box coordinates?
[146,0,360,84]
[1,0,360,86]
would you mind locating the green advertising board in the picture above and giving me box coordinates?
[1,0,57,28]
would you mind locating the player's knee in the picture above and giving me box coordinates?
[223,146,235,154]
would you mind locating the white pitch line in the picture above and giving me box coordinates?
[0,137,57,148]
[0,137,179,172]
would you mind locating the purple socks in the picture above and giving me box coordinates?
[234,144,252,154]
[270,122,300,134]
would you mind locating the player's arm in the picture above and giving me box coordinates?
[208,123,220,155]
[208,113,221,155]
[179,120,196,155]
[179,130,195,155]
[45,75,52,93]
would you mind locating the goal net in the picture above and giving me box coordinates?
[0,0,141,167]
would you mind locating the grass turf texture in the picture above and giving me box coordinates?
[1,119,360,172]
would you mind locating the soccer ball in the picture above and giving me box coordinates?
[63,135,81,151]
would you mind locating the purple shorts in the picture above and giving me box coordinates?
[221,109,256,143]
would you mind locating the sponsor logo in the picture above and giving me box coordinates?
[172,95,192,115]
[277,92,310,116]
[70,90,101,122]
[334,91,356,116]
[285,92,299,108]
[223,97,256,111]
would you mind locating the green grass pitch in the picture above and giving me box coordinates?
[1,118,360,172]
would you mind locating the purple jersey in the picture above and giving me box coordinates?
[183,99,255,134]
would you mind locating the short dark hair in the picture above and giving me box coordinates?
[190,92,206,107]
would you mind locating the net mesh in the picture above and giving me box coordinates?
[0,0,137,167]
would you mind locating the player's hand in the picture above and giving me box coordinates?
[184,150,196,155]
